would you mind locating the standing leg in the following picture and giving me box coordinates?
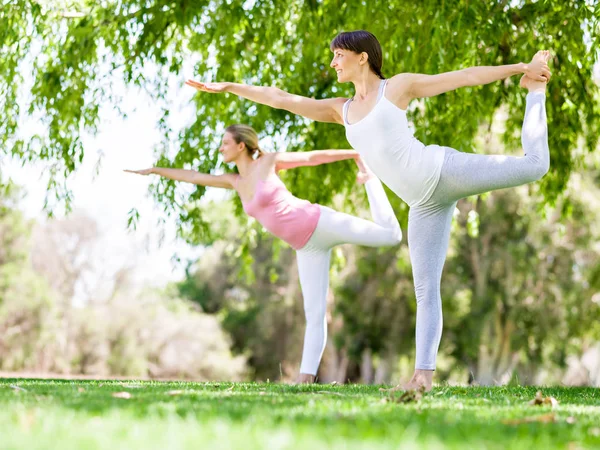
[293,172,401,381]
[296,245,331,381]
[382,200,455,393]
[409,202,456,380]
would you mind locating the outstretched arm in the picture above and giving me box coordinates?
[271,150,358,171]
[394,52,551,101]
[185,80,346,124]
[124,168,236,189]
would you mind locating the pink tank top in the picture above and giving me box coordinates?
[237,174,321,250]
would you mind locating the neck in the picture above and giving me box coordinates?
[352,72,382,99]
[234,154,256,177]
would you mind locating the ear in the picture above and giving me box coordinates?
[359,52,369,66]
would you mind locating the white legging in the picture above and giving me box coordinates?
[296,178,402,375]
[409,92,549,370]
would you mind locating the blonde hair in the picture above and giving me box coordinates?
[225,124,264,159]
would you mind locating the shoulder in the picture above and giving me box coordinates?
[255,152,280,172]
[260,152,278,164]
[384,73,416,108]
[386,73,415,93]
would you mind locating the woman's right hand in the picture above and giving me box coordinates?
[124,168,154,176]
[185,80,230,93]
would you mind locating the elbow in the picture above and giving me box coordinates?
[271,88,288,109]
[462,68,479,86]
[305,155,320,166]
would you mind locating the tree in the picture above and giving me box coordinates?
[0,177,64,372]
[2,1,599,240]
[0,176,247,379]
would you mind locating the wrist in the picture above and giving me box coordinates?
[223,82,234,93]
[518,62,528,75]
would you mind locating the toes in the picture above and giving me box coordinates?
[543,50,551,63]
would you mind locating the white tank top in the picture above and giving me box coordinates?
[343,79,446,207]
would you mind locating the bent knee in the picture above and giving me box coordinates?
[385,227,403,246]
[394,228,403,245]
[529,160,550,182]
[525,155,550,182]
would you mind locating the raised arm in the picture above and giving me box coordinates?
[124,167,236,189]
[185,80,347,124]
[390,51,551,101]
[269,150,359,171]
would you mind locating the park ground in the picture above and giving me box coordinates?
[1,379,599,449]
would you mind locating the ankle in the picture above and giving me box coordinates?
[295,373,316,384]
[412,370,434,385]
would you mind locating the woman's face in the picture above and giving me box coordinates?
[330,48,363,83]
[219,132,244,163]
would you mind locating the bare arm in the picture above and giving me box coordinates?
[272,150,359,171]
[393,56,550,101]
[185,80,347,124]
[125,167,236,189]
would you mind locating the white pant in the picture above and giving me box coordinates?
[296,179,402,375]
[408,92,549,370]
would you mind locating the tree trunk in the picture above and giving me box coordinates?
[374,351,397,385]
[360,348,374,384]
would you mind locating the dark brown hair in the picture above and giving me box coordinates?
[330,30,385,79]
[225,124,263,158]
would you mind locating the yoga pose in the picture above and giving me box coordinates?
[185,31,551,391]
[126,124,402,383]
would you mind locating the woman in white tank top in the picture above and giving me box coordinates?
[185,30,551,391]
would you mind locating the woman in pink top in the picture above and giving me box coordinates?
[126,124,401,383]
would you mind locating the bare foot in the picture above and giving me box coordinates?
[379,369,434,393]
[294,373,316,384]
[355,157,376,185]
[520,50,551,93]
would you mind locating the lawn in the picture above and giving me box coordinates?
[1,379,599,449]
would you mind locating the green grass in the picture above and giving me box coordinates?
[1,379,599,449]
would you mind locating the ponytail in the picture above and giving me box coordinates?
[252,147,264,159]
